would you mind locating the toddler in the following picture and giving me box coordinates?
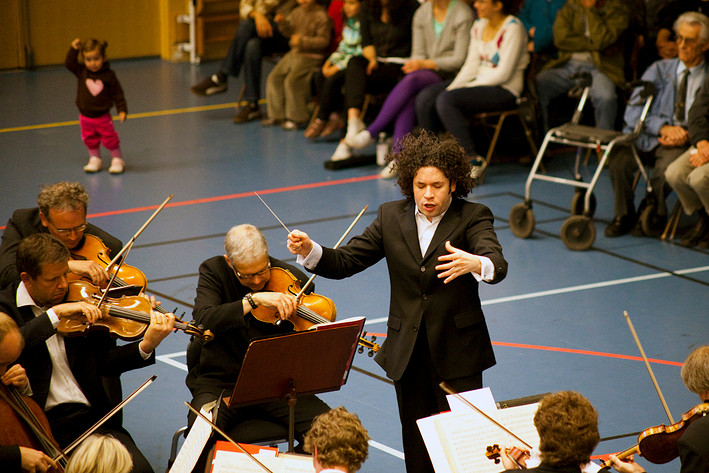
[66,38,127,174]
[263,0,332,129]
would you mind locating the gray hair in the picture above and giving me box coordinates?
[224,224,269,266]
[674,11,709,43]
[37,181,89,217]
[681,345,709,395]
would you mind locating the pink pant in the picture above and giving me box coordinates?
[79,113,121,157]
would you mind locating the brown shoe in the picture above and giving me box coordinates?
[304,118,326,139]
[320,114,345,139]
[233,104,262,123]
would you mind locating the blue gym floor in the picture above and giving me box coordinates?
[1,58,707,473]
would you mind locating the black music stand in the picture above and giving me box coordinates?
[228,318,364,452]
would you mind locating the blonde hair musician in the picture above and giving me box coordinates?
[64,434,132,473]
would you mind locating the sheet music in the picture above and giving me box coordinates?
[419,402,540,473]
[446,387,497,412]
[169,402,216,473]
[211,450,315,473]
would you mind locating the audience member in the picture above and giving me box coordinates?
[304,406,370,473]
[288,131,507,473]
[517,0,566,60]
[0,312,57,473]
[344,0,473,178]
[262,0,332,129]
[0,233,175,473]
[65,38,127,174]
[64,434,133,473]
[665,42,709,248]
[329,0,419,161]
[0,181,121,290]
[610,345,709,473]
[605,12,709,238]
[535,0,629,132]
[499,391,600,473]
[416,0,529,180]
[655,0,709,59]
[305,0,363,140]
[190,0,297,123]
[185,224,330,473]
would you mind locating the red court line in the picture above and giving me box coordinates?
[0,175,381,228]
[366,335,682,367]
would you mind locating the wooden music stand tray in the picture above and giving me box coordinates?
[228,318,364,452]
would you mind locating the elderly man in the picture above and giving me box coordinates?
[605,12,709,237]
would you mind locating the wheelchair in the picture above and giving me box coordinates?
[509,74,657,250]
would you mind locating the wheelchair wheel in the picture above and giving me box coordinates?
[570,190,597,217]
[560,215,596,250]
[509,203,535,238]
[639,204,665,237]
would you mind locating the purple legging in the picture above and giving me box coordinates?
[367,69,442,145]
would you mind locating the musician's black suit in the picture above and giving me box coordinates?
[309,197,507,473]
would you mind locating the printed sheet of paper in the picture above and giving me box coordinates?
[211,450,315,473]
[418,402,540,473]
[169,402,216,473]
[446,387,497,412]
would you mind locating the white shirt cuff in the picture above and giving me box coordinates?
[46,308,60,327]
[138,345,152,360]
[473,256,495,282]
[297,242,323,270]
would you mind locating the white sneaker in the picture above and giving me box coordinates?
[379,160,397,179]
[345,129,375,149]
[345,117,365,141]
[470,157,488,180]
[109,157,125,174]
[83,156,102,173]
[330,142,352,161]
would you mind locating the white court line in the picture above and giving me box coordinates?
[369,440,405,459]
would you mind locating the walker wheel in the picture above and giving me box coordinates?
[570,190,597,217]
[639,204,665,237]
[509,203,535,238]
[560,215,596,250]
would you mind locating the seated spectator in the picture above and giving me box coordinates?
[655,0,709,59]
[305,0,363,140]
[262,0,332,129]
[415,0,529,180]
[190,0,296,124]
[535,0,629,132]
[343,0,474,178]
[303,406,370,473]
[517,0,565,62]
[329,0,420,162]
[606,12,709,238]
[665,36,709,248]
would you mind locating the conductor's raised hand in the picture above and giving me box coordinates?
[435,241,482,284]
[287,230,313,257]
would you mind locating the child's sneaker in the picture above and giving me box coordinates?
[109,157,125,174]
[330,142,352,161]
[345,129,375,149]
[83,156,102,173]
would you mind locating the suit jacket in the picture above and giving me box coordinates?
[186,256,311,395]
[0,280,154,422]
[0,207,123,289]
[678,412,709,473]
[0,445,21,473]
[312,198,507,381]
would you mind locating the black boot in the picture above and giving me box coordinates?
[680,208,709,247]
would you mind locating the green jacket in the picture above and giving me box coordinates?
[544,0,629,86]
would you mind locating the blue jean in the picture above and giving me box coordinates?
[219,18,290,103]
[536,59,617,131]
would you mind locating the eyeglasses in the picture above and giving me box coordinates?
[676,35,699,46]
[235,262,271,280]
[47,221,88,235]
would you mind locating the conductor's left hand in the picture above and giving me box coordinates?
[435,241,482,284]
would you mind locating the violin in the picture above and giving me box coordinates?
[250,267,379,355]
[601,403,709,469]
[70,234,148,291]
[62,281,213,342]
[0,384,65,472]
[486,444,531,469]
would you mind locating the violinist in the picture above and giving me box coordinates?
[499,391,601,473]
[609,345,709,473]
[303,406,370,473]
[287,131,508,473]
[0,233,175,473]
[0,312,57,473]
[185,224,330,473]
[0,181,121,289]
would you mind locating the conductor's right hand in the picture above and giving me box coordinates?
[53,301,102,324]
[251,292,298,320]
[287,230,313,257]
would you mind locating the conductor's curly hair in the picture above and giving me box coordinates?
[391,131,474,199]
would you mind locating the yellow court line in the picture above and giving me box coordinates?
[0,100,262,134]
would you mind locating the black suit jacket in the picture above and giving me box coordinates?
[186,256,311,395]
[312,198,507,381]
[0,207,123,289]
[679,412,709,473]
[0,281,154,421]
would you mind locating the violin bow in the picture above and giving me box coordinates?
[439,382,534,450]
[184,401,276,473]
[623,311,675,424]
[56,375,157,462]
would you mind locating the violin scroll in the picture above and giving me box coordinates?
[485,444,530,469]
